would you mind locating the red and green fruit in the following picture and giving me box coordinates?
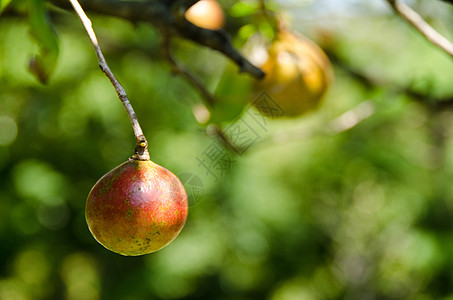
[86,158,188,256]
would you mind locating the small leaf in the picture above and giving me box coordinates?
[209,63,255,124]
[229,1,259,17]
[0,0,13,14]
[238,24,257,42]
[259,21,277,42]
[28,0,59,84]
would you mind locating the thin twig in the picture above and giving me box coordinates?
[160,32,215,107]
[158,31,243,151]
[68,0,150,160]
[251,101,375,150]
[386,0,453,58]
[325,47,453,110]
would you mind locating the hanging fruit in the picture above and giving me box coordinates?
[253,29,333,118]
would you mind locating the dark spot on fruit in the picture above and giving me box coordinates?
[125,208,134,220]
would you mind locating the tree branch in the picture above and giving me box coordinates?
[386,0,453,58]
[50,0,265,79]
[68,0,150,160]
[325,48,453,110]
[160,32,215,108]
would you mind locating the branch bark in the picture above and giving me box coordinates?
[50,0,265,79]
[68,0,150,160]
[386,0,453,58]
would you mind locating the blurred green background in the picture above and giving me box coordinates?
[2,0,453,299]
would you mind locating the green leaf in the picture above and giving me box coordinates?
[237,24,257,42]
[209,63,255,124]
[0,0,13,14]
[229,1,259,18]
[28,0,59,84]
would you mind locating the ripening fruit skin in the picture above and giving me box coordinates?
[254,30,333,118]
[185,0,225,30]
[86,159,188,256]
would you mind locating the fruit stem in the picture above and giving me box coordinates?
[69,0,150,161]
[132,139,150,161]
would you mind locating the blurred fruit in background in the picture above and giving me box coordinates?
[253,29,333,118]
[185,0,225,30]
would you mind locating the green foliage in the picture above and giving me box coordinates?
[27,0,59,83]
[229,1,261,18]
[0,0,12,14]
[210,62,254,124]
[1,1,453,300]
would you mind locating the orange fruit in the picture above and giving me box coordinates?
[254,30,333,118]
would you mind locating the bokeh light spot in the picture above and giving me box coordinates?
[61,252,101,300]
[14,249,50,285]
[0,115,18,146]
[12,159,67,205]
